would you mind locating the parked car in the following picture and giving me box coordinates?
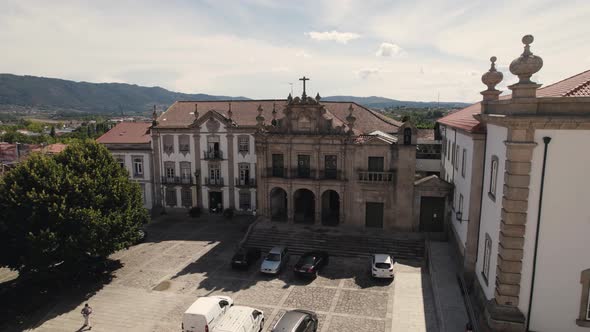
[182,296,234,332]
[212,306,264,332]
[271,309,318,332]
[293,251,329,278]
[231,247,261,269]
[260,246,289,275]
[371,254,394,279]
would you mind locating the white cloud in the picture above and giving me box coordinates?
[376,42,403,57]
[295,50,311,58]
[306,30,360,44]
[357,68,380,79]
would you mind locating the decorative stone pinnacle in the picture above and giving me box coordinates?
[346,104,356,130]
[481,56,503,92]
[152,105,158,120]
[509,34,543,84]
[315,92,321,101]
[194,104,199,119]
[256,104,265,127]
[272,103,277,119]
[227,102,233,119]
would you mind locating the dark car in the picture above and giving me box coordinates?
[293,251,329,277]
[271,309,318,332]
[231,247,261,269]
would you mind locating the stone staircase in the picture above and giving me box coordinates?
[243,221,425,262]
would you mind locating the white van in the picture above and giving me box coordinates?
[182,296,234,332]
[212,305,264,332]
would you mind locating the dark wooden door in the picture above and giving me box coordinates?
[365,202,384,228]
[419,197,445,232]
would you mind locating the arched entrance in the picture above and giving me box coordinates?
[321,190,340,226]
[294,189,315,224]
[270,187,287,221]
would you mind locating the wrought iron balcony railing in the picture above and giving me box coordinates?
[204,177,224,186]
[203,150,223,160]
[357,171,394,183]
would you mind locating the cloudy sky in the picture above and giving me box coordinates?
[1,0,589,102]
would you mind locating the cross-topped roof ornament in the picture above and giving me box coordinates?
[299,76,310,99]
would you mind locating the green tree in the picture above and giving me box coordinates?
[50,125,56,138]
[0,141,148,275]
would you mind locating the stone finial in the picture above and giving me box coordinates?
[315,93,321,102]
[272,103,277,119]
[346,104,356,133]
[194,104,199,119]
[481,56,504,101]
[152,105,158,126]
[509,34,543,84]
[287,93,293,104]
[256,104,265,127]
[227,102,233,120]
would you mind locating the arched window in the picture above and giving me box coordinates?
[403,128,412,145]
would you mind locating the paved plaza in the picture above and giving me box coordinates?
[18,216,440,332]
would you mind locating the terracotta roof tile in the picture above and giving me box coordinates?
[96,122,151,144]
[31,143,68,154]
[156,100,402,134]
[437,69,590,132]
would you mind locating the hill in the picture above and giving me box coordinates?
[0,74,470,116]
[0,74,249,115]
[322,95,470,109]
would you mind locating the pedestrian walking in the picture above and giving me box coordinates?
[81,303,93,329]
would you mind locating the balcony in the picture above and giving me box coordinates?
[319,169,343,180]
[205,177,224,187]
[203,150,224,160]
[235,178,256,187]
[267,167,288,178]
[291,168,316,179]
[161,176,193,185]
[357,171,394,183]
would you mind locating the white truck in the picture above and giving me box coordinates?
[212,306,264,332]
[182,296,234,332]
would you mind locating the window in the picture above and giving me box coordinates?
[179,135,190,153]
[461,149,467,177]
[181,188,192,207]
[272,154,284,177]
[206,136,221,159]
[163,135,174,154]
[297,155,311,178]
[166,188,177,206]
[489,156,499,200]
[164,161,175,179]
[482,234,492,284]
[115,156,125,169]
[239,163,251,186]
[455,145,460,170]
[133,156,143,178]
[238,136,249,154]
[324,155,337,179]
[578,269,590,327]
[209,163,220,180]
[180,162,191,184]
[403,128,412,145]
[368,157,384,172]
[239,192,251,210]
[458,194,464,222]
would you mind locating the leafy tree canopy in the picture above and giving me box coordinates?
[0,140,148,275]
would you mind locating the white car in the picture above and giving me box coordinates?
[212,306,264,332]
[260,246,289,275]
[182,296,234,332]
[371,254,394,278]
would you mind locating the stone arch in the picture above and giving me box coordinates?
[270,187,287,221]
[321,190,340,226]
[293,188,315,224]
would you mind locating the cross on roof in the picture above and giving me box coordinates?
[299,76,310,98]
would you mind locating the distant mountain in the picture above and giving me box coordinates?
[0,74,249,114]
[322,95,470,109]
[0,74,470,116]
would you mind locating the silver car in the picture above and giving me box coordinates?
[271,309,318,332]
[260,246,289,275]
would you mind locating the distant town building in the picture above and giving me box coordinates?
[438,35,590,331]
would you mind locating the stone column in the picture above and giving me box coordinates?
[495,128,536,307]
[193,131,202,208]
[227,133,235,209]
[288,187,294,224]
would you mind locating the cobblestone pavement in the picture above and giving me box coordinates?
[25,216,440,332]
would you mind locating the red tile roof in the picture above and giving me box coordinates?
[31,143,68,154]
[437,69,590,132]
[96,122,152,144]
[157,100,402,134]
